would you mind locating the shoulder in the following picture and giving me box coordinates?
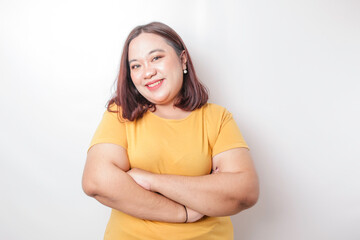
[106,103,129,123]
[107,102,121,113]
[196,103,234,131]
[201,103,232,119]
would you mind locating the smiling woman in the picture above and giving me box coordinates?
[128,33,186,111]
[107,22,208,121]
[82,22,259,240]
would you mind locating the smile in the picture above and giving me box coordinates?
[148,80,162,87]
[146,79,164,90]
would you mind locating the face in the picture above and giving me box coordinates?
[128,33,187,107]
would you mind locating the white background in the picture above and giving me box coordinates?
[1,0,359,239]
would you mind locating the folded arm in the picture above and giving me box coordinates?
[82,143,203,223]
[128,148,259,217]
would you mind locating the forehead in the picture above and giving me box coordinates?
[128,33,173,59]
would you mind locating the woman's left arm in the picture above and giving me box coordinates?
[127,147,259,217]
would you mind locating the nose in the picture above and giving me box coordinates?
[144,64,156,79]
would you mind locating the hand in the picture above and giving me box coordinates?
[186,207,204,223]
[127,168,153,191]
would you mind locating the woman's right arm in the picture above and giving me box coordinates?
[82,143,202,223]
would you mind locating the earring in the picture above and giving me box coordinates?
[183,69,188,74]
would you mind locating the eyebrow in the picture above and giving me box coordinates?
[128,49,165,64]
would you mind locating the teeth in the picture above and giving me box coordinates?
[148,80,161,87]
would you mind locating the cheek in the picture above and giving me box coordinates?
[164,60,183,78]
[130,71,141,85]
[160,57,181,72]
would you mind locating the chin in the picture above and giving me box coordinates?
[148,95,172,105]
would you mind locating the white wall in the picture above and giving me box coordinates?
[1,0,359,239]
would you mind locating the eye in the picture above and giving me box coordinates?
[152,56,162,62]
[131,64,140,70]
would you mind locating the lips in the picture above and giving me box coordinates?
[146,79,164,90]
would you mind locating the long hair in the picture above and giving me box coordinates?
[107,22,208,121]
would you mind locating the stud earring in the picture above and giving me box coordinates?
[183,69,188,74]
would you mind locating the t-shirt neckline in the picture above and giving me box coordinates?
[147,109,197,122]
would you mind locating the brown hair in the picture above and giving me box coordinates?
[107,22,208,121]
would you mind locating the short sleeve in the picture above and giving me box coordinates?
[212,110,249,157]
[88,109,127,152]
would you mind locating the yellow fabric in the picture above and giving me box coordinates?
[89,103,249,240]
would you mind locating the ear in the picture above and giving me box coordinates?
[180,50,187,70]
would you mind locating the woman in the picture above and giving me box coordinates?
[82,22,259,240]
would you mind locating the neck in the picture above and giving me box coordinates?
[153,104,191,120]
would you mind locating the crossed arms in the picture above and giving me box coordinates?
[82,143,259,223]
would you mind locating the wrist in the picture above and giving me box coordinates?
[150,173,161,192]
[176,203,187,223]
[186,207,205,223]
[183,205,188,223]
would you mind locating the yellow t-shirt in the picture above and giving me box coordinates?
[89,103,249,240]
